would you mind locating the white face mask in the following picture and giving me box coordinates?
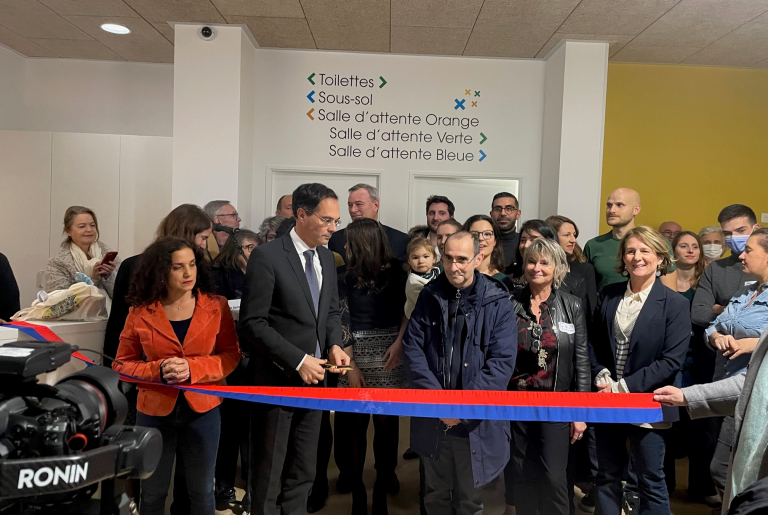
[703,244,724,260]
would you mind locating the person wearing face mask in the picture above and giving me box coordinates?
[654,228,768,514]
[700,226,727,267]
[690,205,760,505]
[692,205,759,376]
[701,223,768,507]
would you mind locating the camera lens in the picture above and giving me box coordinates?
[201,27,212,38]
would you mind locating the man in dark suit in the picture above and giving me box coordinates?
[240,183,350,515]
[328,183,410,262]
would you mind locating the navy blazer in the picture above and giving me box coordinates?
[589,279,690,400]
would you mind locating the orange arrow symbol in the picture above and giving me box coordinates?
[306,108,315,120]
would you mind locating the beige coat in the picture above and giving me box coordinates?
[45,240,121,298]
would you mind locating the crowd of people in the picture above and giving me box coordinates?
[0,183,766,515]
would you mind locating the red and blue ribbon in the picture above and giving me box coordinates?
[3,321,665,424]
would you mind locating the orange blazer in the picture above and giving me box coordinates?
[113,293,242,417]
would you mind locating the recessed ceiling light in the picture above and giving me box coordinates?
[100,23,131,35]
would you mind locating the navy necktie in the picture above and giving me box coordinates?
[303,249,322,359]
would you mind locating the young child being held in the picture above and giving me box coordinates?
[404,237,440,319]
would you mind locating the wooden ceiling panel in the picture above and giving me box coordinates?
[64,15,174,62]
[391,0,484,29]
[301,0,389,52]
[391,26,470,55]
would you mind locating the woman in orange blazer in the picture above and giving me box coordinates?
[114,237,241,515]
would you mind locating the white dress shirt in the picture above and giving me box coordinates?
[289,227,324,370]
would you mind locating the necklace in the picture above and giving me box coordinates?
[167,295,192,311]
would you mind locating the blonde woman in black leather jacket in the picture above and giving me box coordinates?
[504,237,590,515]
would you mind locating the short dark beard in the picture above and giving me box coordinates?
[499,223,516,234]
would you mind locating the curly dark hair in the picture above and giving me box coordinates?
[463,214,505,274]
[126,237,216,307]
[345,218,394,292]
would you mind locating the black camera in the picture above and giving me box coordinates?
[0,340,162,514]
[200,26,214,39]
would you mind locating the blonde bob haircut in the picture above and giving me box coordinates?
[615,226,674,276]
[522,238,569,289]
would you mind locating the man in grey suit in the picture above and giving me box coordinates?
[240,183,351,515]
[654,327,768,513]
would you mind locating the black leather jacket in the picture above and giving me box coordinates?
[512,287,591,392]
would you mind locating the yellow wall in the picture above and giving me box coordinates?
[601,63,768,235]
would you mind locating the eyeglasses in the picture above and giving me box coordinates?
[441,253,478,268]
[312,212,342,228]
[218,212,239,218]
[492,206,519,214]
[241,244,257,253]
[470,230,494,240]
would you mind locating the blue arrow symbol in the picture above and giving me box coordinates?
[307,90,315,103]
[479,150,487,162]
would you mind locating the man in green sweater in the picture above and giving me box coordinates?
[584,188,643,292]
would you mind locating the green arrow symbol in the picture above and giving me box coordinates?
[379,76,387,88]
[308,72,315,85]
[480,132,487,145]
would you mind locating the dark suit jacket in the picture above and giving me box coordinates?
[328,223,410,263]
[0,252,20,321]
[569,259,597,317]
[240,232,343,386]
[589,279,691,420]
[104,254,137,360]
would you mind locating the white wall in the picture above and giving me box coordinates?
[0,131,52,309]
[251,49,547,233]
[0,47,24,130]
[539,41,609,241]
[0,130,172,307]
[0,45,173,137]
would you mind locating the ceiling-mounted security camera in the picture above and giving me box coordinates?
[199,26,215,40]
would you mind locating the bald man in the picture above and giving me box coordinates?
[659,221,682,243]
[584,188,642,292]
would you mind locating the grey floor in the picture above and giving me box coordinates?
[199,415,713,515]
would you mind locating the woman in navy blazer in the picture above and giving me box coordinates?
[589,226,691,515]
